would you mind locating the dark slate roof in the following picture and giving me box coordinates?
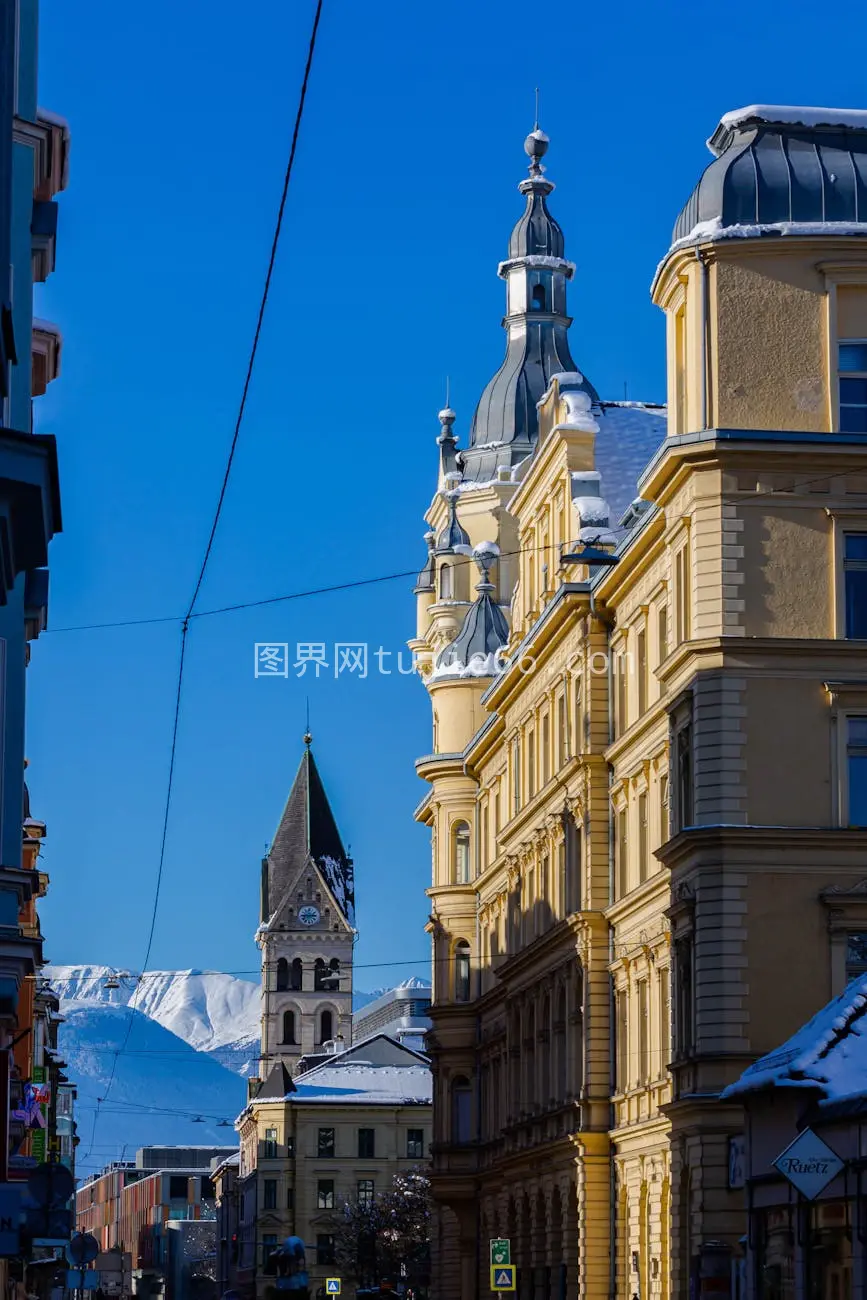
[254,1062,296,1101]
[265,746,355,926]
[673,105,867,243]
[436,555,510,676]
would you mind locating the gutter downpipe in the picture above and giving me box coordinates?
[695,245,709,430]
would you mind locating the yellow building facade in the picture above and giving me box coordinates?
[411,106,867,1300]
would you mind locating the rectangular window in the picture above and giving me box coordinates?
[527,729,536,798]
[169,1176,188,1200]
[564,816,581,914]
[847,931,867,981]
[358,1128,375,1159]
[617,807,629,899]
[263,1128,278,1160]
[660,773,669,845]
[542,713,550,785]
[637,979,649,1084]
[357,1179,375,1207]
[557,694,567,768]
[615,988,628,1093]
[847,717,867,825]
[839,340,867,432]
[262,1235,278,1274]
[317,1179,334,1210]
[317,1128,335,1158]
[263,1180,277,1210]
[616,653,628,737]
[844,534,867,638]
[512,739,521,814]
[675,305,687,434]
[637,628,647,717]
[658,968,671,1075]
[316,1235,336,1267]
[638,792,648,884]
[574,678,582,753]
[407,1128,424,1159]
[676,725,693,830]
[675,938,694,1057]
[675,544,691,644]
[286,1187,294,1210]
[658,603,668,664]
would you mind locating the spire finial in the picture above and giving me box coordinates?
[534,87,540,131]
[472,541,500,593]
[304,699,311,747]
[524,106,550,181]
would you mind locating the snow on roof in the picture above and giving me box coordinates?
[710,105,867,155]
[289,1061,431,1107]
[668,216,867,257]
[721,972,867,1108]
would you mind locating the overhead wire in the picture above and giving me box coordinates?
[81,0,327,1163]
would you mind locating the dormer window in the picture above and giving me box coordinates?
[531,284,546,311]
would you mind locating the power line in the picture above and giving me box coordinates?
[82,0,327,1162]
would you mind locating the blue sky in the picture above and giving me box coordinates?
[28,0,867,988]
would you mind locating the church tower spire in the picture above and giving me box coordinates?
[256,738,355,1079]
[460,125,600,482]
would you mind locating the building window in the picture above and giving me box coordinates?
[542,713,550,784]
[838,340,867,432]
[658,968,671,1075]
[557,694,567,768]
[674,938,694,1057]
[276,958,289,991]
[290,957,303,990]
[287,1187,295,1210]
[454,940,471,1002]
[169,1176,188,1200]
[675,724,693,830]
[637,628,647,716]
[564,813,581,914]
[637,978,649,1083]
[531,283,547,311]
[527,729,536,799]
[846,932,867,981]
[675,542,691,644]
[616,807,628,899]
[263,1128,278,1159]
[675,304,687,434]
[263,1180,277,1210]
[638,791,648,884]
[574,677,582,752]
[286,1135,295,1158]
[262,1235,278,1274]
[616,653,628,737]
[407,1128,424,1159]
[319,1009,334,1043]
[659,773,669,844]
[453,821,471,883]
[317,1179,335,1210]
[847,716,867,825]
[439,563,453,599]
[316,1235,336,1267]
[658,602,668,664]
[615,988,628,1093]
[512,738,521,814]
[282,1010,296,1044]
[844,534,867,638]
[357,1179,375,1207]
[358,1128,375,1159]
[317,1128,335,1158]
[451,1077,472,1143]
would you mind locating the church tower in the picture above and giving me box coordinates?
[257,735,355,1077]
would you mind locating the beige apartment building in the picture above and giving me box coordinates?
[410,105,867,1300]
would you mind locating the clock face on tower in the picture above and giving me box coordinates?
[298,905,320,927]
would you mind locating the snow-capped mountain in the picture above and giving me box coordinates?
[47,966,261,1074]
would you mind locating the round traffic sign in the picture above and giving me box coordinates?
[68,1233,100,1265]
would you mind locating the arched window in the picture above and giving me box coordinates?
[454,940,471,1002]
[282,1010,296,1044]
[439,564,453,600]
[314,958,328,992]
[451,1076,472,1143]
[327,958,340,990]
[453,822,471,884]
[290,958,303,991]
[531,284,546,311]
[320,1009,334,1044]
[276,958,289,991]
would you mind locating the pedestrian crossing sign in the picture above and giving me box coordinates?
[326,1282,341,1295]
[491,1265,516,1291]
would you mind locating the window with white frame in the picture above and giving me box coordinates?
[843,533,867,638]
[846,933,867,982]
[838,340,867,432]
[453,821,471,883]
[846,716,867,825]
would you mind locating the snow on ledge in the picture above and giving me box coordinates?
[710,104,867,154]
[664,217,867,262]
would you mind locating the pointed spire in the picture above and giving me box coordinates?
[437,403,459,478]
[414,530,436,594]
[436,489,471,555]
[433,542,509,679]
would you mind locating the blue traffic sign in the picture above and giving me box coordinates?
[491,1265,516,1292]
[326,1281,341,1295]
